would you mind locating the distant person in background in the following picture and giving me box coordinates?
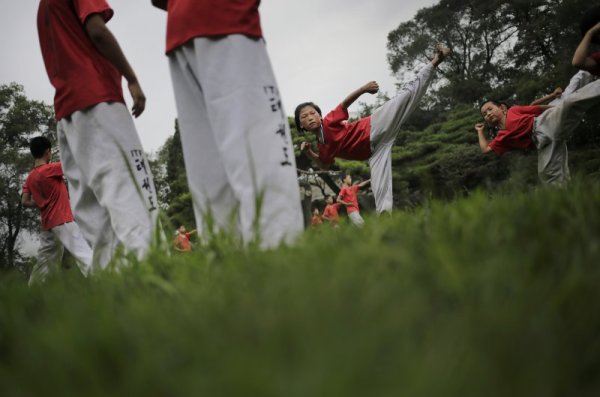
[337,175,370,227]
[151,0,303,248]
[173,225,196,252]
[22,136,92,285]
[37,0,159,268]
[322,195,341,227]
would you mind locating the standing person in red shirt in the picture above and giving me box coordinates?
[322,195,341,227]
[296,45,451,215]
[37,0,158,268]
[476,71,600,185]
[150,0,303,249]
[22,137,93,285]
[337,175,370,227]
[173,225,196,252]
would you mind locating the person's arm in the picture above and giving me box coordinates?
[474,123,493,154]
[85,14,146,117]
[300,141,330,170]
[357,179,371,189]
[572,21,600,71]
[530,87,562,106]
[340,81,379,110]
[21,192,37,208]
[151,0,168,10]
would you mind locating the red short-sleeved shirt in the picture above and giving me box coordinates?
[37,0,125,120]
[322,203,341,223]
[589,51,600,77]
[317,105,372,165]
[165,0,262,53]
[488,105,544,155]
[175,232,192,252]
[338,185,361,214]
[23,163,74,231]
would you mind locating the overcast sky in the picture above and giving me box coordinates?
[0,0,437,153]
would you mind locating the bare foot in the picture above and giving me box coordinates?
[432,44,451,67]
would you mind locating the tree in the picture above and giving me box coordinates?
[0,83,55,271]
[149,120,195,231]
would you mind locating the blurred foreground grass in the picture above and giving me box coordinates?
[1,181,600,397]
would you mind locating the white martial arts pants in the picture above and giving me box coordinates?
[348,211,365,227]
[368,63,436,213]
[533,76,600,185]
[57,102,158,268]
[29,222,93,285]
[168,35,303,248]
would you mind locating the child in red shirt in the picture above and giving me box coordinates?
[296,45,450,215]
[337,175,370,227]
[22,137,92,284]
[322,196,341,226]
[37,0,158,268]
[151,0,303,248]
[173,225,196,252]
[476,71,600,185]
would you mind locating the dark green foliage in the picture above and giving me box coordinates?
[1,182,599,396]
[150,120,195,230]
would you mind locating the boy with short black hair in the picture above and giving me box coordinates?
[37,0,158,267]
[151,0,303,248]
[22,136,93,284]
[476,70,600,185]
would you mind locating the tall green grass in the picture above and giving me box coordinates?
[1,181,599,396]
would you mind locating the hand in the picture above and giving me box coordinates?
[552,87,563,98]
[474,123,485,133]
[362,81,379,95]
[300,141,311,153]
[128,80,146,118]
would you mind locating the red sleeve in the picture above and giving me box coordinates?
[511,105,543,116]
[323,104,349,131]
[488,137,509,156]
[45,163,64,178]
[74,0,114,25]
[22,181,30,194]
[352,185,360,193]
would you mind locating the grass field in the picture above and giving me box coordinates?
[1,181,600,397]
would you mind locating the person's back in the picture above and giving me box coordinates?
[22,136,92,284]
[37,0,158,268]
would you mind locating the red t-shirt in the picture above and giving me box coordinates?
[175,232,192,252]
[317,105,372,165]
[23,163,74,231]
[488,105,543,155]
[165,0,262,53]
[590,51,600,77]
[322,203,341,223]
[37,0,125,120]
[338,185,361,214]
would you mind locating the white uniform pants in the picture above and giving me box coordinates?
[368,63,435,213]
[533,77,600,185]
[57,102,158,268]
[29,222,93,285]
[348,211,365,227]
[168,35,303,248]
